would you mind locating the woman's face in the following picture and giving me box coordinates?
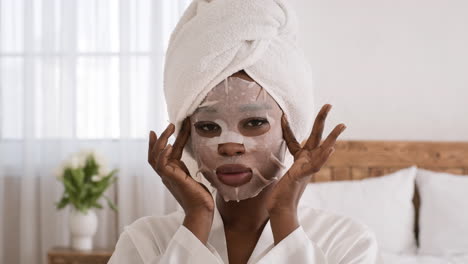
[189,76,287,202]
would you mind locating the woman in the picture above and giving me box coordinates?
[108,71,380,263]
[109,0,381,262]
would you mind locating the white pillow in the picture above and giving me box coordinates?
[299,166,417,254]
[416,168,468,256]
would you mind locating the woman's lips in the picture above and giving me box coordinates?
[216,164,253,187]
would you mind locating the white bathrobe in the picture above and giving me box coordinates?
[108,206,382,263]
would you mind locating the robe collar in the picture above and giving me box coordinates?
[207,204,274,263]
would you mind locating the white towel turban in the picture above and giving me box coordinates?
[163,0,315,171]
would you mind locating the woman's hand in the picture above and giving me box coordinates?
[148,117,214,244]
[267,104,346,244]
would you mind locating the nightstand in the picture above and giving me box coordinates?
[47,247,113,264]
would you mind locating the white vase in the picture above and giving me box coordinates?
[69,208,98,250]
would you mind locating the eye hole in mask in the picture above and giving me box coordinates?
[238,117,270,136]
[194,117,270,138]
[194,121,221,137]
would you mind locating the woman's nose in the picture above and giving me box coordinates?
[218,143,245,156]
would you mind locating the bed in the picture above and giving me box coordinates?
[308,140,468,264]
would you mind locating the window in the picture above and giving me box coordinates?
[0,0,190,139]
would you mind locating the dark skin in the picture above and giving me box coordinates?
[148,72,346,264]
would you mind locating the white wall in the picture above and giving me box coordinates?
[291,0,468,141]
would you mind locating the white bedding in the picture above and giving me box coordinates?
[381,252,468,264]
[301,166,418,254]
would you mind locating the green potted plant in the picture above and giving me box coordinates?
[55,149,118,250]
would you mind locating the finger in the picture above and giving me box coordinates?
[179,160,191,176]
[148,131,157,164]
[318,147,336,169]
[173,159,190,175]
[198,182,212,194]
[312,147,336,182]
[170,117,191,160]
[320,123,346,151]
[281,114,301,155]
[328,147,335,157]
[304,104,331,150]
[151,123,174,158]
[156,144,173,174]
[152,123,175,163]
[161,148,193,183]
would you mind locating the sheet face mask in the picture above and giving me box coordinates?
[189,76,287,202]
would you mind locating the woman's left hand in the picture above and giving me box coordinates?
[267,104,346,243]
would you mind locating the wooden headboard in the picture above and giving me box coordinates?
[310,140,468,243]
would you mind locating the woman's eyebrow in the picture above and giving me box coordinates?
[195,106,217,113]
[194,103,271,113]
[239,103,271,112]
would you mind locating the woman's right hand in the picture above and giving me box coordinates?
[148,117,214,243]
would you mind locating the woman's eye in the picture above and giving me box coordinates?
[195,122,221,132]
[244,118,269,128]
[239,118,270,136]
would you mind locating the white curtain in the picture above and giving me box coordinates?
[0,0,191,263]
